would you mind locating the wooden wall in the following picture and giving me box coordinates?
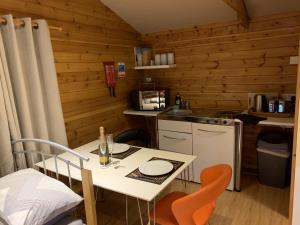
[0,0,143,148]
[142,12,300,111]
[142,12,300,173]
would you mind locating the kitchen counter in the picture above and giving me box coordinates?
[157,113,192,122]
[157,109,239,126]
[123,109,162,117]
[258,117,294,127]
[158,109,295,127]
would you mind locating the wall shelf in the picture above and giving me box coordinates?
[134,64,176,70]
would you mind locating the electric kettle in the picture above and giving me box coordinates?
[255,94,267,112]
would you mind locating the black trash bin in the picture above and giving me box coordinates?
[257,135,290,188]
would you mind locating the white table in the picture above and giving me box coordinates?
[36,140,196,224]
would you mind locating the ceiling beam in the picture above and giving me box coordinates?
[223,0,249,28]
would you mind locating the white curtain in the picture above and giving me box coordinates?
[0,15,68,176]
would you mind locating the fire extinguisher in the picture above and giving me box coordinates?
[103,61,116,97]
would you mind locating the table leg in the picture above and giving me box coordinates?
[180,172,183,184]
[95,187,105,202]
[147,201,150,225]
[186,168,188,189]
[153,198,156,225]
[101,188,105,201]
[137,198,144,225]
[125,195,129,225]
[147,198,156,225]
[95,187,98,201]
[184,169,187,189]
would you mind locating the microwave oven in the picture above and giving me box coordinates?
[130,90,168,111]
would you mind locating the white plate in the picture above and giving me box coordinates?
[139,160,174,176]
[111,143,130,154]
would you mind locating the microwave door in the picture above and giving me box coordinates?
[142,91,159,98]
[142,104,159,110]
[139,91,166,110]
[150,97,159,103]
[143,98,151,104]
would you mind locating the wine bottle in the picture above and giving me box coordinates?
[175,93,181,108]
[99,126,109,165]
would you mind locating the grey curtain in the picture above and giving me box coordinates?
[0,15,68,176]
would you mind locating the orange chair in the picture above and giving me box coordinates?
[150,164,232,225]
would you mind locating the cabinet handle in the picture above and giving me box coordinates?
[197,128,227,134]
[163,135,187,141]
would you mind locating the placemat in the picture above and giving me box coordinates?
[126,157,184,185]
[90,146,141,160]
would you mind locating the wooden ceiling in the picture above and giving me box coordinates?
[100,0,300,33]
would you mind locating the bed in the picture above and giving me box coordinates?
[0,139,97,225]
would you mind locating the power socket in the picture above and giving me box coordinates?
[290,56,299,65]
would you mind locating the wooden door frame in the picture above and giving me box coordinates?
[289,36,300,225]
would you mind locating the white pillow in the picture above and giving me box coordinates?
[0,210,11,225]
[0,168,83,225]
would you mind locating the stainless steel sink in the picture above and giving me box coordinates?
[165,109,193,116]
[184,116,210,123]
[160,109,236,126]
[161,110,209,123]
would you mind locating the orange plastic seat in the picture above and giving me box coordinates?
[151,192,187,225]
[150,164,232,225]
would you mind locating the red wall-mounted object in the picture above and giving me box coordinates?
[103,61,116,96]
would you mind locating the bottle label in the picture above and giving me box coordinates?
[99,143,109,165]
[99,143,107,154]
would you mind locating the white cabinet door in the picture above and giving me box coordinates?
[159,130,192,154]
[192,123,235,190]
[158,130,193,180]
[158,119,192,133]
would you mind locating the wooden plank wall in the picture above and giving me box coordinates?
[142,12,300,111]
[142,12,300,173]
[0,0,143,148]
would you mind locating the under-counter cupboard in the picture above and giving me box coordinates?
[158,119,237,191]
[158,120,193,182]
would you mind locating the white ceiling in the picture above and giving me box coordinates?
[101,0,300,34]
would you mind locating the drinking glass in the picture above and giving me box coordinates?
[106,134,114,159]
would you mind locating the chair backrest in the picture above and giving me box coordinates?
[172,164,232,225]
[114,128,150,147]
